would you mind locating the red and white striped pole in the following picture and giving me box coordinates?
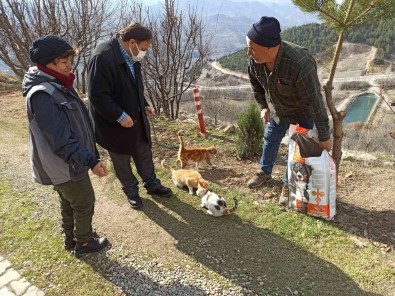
[193,88,207,135]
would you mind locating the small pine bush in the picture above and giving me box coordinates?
[236,103,263,158]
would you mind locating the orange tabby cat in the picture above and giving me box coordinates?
[161,159,209,197]
[175,131,217,169]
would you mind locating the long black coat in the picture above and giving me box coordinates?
[87,36,151,154]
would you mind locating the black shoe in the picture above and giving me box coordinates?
[64,229,99,252]
[64,236,76,251]
[147,185,173,197]
[127,195,143,209]
[64,230,99,251]
[75,236,108,257]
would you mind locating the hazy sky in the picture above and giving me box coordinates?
[144,0,344,4]
[144,0,292,3]
[231,0,290,2]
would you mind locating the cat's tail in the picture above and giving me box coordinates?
[161,159,174,173]
[224,198,238,215]
[177,130,185,149]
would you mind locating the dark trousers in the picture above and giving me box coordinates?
[53,177,95,243]
[108,145,160,198]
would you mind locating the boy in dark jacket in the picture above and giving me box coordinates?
[22,35,108,256]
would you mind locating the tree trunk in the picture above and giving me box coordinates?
[324,30,346,170]
[324,86,346,167]
[76,70,80,91]
[81,65,87,95]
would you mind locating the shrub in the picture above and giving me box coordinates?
[373,58,385,65]
[340,81,370,90]
[236,103,263,158]
[377,79,395,90]
[0,72,20,92]
[343,118,395,153]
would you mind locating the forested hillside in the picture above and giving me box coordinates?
[219,19,395,72]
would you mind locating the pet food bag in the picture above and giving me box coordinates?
[287,124,336,220]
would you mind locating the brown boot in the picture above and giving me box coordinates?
[246,171,271,188]
[278,184,289,206]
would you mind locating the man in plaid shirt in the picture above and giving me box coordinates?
[245,16,333,206]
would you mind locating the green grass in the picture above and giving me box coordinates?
[0,182,119,296]
[151,161,395,295]
[150,120,395,294]
[1,115,395,295]
[234,190,395,293]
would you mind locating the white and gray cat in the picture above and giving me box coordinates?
[200,191,238,217]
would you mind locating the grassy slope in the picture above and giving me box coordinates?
[0,106,394,295]
[0,182,120,296]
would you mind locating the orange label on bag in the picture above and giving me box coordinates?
[295,126,308,135]
[307,203,329,218]
[295,199,305,210]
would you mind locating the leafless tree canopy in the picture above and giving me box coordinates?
[0,0,120,92]
[0,0,211,116]
[129,0,210,119]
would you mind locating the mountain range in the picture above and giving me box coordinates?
[0,1,318,73]
[159,0,319,57]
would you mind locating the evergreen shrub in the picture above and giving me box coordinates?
[236,103,263,158]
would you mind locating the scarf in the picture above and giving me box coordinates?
[37,64,75,89]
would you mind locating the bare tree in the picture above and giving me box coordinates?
[201,90,228,126]
[292,0,395,169]
[0,0,120,93]
[128,0,210,119]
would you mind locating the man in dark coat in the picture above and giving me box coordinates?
[87,23,172,209]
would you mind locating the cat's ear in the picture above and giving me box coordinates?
[199,180,208,188]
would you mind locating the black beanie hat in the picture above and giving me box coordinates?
[29,35,73,65]
[247,16,281,47]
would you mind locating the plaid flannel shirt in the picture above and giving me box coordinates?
[248,41,330,141]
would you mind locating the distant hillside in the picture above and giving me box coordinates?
[150,0,318,57]
[218,19,395,72]
[0,72,20,92]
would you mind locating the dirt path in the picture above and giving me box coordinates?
[0,92,184,264]
[211,61,249,80]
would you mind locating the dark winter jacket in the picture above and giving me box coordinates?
[22,67,99,185]
[248,41,330,141]
[87,36,151,154]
